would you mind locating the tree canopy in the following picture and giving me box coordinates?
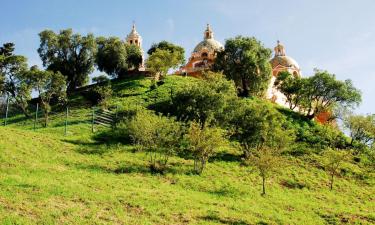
[38,29,97,91]
[27,66,67,126]
[276,70,362,120]
[147,41,185,64]
[213,36,272,97]
[0,42,31,116]
[95,37,142,78]
[145,48,184,80]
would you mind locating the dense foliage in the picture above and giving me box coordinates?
[0,43,31,116]
[27,66,67,126]
[213,36,272,97]
[38,29,97,91]
[275,70,362,120]
[95,37,142,78]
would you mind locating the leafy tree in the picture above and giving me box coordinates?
[96,37,128,78]
[230,99,295,158]
[184,121,228,174]
[95,37,143,78]
[147,41,185,64]
[249,146,285,195]
[344,114,375,147]
[303,70,361,119]
[125,44,143,70]
[127,110,183,173]
[321,149,349,190]
[0,43,31,116]
[38,29,97,92]
[27,66,67,126]
[213,36,272,97]
[274,71,305,110]
[170,72,237,127]
[145,49,185,80]
[277,69,361,120]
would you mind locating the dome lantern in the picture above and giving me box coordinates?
[274,40,286,57]
[204,24,214,39]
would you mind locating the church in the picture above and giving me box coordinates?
[126,23,302,108]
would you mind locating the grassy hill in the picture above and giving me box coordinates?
[0,75,374,224]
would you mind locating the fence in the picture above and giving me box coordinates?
[1,98,118,136]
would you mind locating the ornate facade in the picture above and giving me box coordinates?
[126,23,145,71]
[177,24,223,77]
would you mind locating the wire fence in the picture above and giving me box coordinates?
[0,98,118,136]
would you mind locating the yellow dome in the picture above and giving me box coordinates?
[270,55,300,70]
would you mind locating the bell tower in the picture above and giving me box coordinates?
[127,22,142,48]
[126,22,145,70]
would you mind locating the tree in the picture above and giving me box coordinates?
[184,121,228,174]
[145,49,185,80]
[274,71,305,110]
[344,114,375,147]
[0,43,31,116]
[302,70,361,119]
[249,146,285,195]
[321,149,349,190]
[147,41,185,64]
[95,37,143,78]
[125,44,143,70]
[127,110,183,173]
[213,36,272,97]
[170,72,237,127]
[276,69,362,120]
[38,29,97,92]
[96,37,128,78]
[27,66,67,126]
[230,99,294,158]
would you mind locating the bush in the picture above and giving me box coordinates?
[127,110,183,173]
[183,121,228,174]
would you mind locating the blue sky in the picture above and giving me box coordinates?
[1,0,374,114]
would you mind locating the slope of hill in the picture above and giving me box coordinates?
[0,75,374,224]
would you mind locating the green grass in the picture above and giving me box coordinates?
[0,75,374,224]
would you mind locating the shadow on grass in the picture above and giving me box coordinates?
[211,152,242,162]
[74,163,150,174]
[200,213,251,225]
[52,120,90,128]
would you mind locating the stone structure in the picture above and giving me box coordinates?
[126,23,145,71]
[177,24,223,77]
[267,41,301,106]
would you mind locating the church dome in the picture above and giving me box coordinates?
[193,24,223,53]
[193,38,224,53]
[270,40,299,70]
[270,55,300,70]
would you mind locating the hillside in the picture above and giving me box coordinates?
[0,75,374,224]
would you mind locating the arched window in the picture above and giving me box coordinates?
[201,52,208,58]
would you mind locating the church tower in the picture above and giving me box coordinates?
[126,23,145,70]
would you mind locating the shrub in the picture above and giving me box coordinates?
[184,121,228,174]
[127,110,183,173]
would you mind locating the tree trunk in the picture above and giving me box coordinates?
[262,176,266,195]
[44,109,49,127]
[330,173,334,190]
[241,78,249,97]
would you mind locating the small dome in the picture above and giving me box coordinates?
[193,38,223,53]
[126,23,141,40]
[270,55,300,70]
